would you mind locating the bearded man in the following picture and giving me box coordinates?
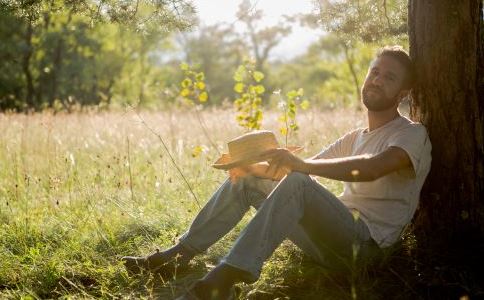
[122,46,432,300]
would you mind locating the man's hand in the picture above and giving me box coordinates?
[259,148,307,177]
[228,166,251,183]
[228,160,292,183]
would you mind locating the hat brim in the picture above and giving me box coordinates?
[212,146,303,170]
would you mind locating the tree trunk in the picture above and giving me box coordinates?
[22,17,35,110]
[341,41,361,105]
[49,36,63,107]
[409,0,484,242]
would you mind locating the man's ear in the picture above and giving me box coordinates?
[397,89,410,102]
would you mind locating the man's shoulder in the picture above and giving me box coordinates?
[395,116,429,137]
[388,116,432,152]
[342,127,366,138]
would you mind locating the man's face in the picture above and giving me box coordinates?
[361,55,408,112]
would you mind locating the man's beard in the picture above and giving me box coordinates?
[361,86,399,112]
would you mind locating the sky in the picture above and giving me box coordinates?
[191,0,322,61]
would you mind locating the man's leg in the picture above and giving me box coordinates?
[185,172,374,298]
[177,176,276,254]
[222,172,373,279]
[122,175,275,274]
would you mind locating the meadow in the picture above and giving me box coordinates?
[0,108,415,299]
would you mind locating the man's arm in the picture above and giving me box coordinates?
[261,146,413,182]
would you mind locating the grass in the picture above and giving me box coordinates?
[0,107,424,299]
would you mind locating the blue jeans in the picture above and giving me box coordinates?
[179,172,377,281]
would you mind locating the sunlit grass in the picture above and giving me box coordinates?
[0,107,376,299]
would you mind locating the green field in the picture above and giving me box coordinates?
[0,108,413,299]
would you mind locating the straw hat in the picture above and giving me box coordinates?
[212,130,302,170]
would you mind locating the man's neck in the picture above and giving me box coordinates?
[367,108,400,132]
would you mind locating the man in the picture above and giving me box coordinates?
[122,46,432,299]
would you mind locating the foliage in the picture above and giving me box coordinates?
[177,24,246,105]
[312,0,408,44]
[0,0,195,32]
[233,58,266,131]
[235,0,291,101]
[178,63,209,105]
[0,0,195,111]
[0,0,411,112]
[276,88,309,146]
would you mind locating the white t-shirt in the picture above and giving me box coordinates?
[315,115,432,247]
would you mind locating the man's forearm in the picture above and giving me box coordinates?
[294,156,379,182]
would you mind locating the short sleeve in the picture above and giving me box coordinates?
[388,124,431,177]
[314,130,359,159]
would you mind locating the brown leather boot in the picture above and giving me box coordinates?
[121,249,188,276]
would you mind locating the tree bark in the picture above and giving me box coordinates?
[22,17,35,110]
[409,0,484,241]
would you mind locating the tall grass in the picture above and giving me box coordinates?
[0,107,394,299]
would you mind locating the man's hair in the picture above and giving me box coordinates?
[376,45,414,89]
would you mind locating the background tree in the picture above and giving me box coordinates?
[236,0,290,101]
[176,23,246,105]
[0,0,195,111]
[236,0,291,74]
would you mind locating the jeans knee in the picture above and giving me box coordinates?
[285,171,312,184]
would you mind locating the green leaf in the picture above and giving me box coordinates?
[181,78,192,88]
[233,65,245,82]
[195,72,205,81]
[180,62,189,71]
[253,71,264,82]
[254,85,265,95]
[234,83,245,93]
[300,100,310,110]
[233,73,243,82]
[198,91,208,102]
[286,90,298,99]
[180,89,190,97]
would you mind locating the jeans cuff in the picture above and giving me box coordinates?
[177,235,204,256]
[219,257,259,283]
